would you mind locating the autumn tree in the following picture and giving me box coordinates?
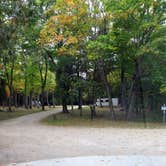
[39,0,91,113]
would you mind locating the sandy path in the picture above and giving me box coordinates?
[0,108,166,165]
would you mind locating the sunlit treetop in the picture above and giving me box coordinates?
[38,0,90,56]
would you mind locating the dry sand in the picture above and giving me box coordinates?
[0,109,166,165]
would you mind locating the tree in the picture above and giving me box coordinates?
[39,0,91,113]
[87,35,117,120]
[86,0,117,120]
[55,56,74,113]
[106,0,166,121]
[0,0,56,110]
[0,0,21,111]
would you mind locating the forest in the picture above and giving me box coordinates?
[0,0,166,122]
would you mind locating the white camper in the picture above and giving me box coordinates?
[96,98,118,107]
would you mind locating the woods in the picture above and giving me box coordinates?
[0,0,166,122]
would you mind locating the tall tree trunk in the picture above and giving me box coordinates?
[121,64,127,112]
[127,85,136,121]
[37,94,40,108]
[39,54,48,111]
[78,88,83,116]
[29,91,32,109]
[97,59,116,120]
[126,68,137,120]
[92,84,96,117]
[24,95,28,109]
[90,105,96,120]
[41,86,45,111]
[52,92,55,108]
[8,85,13,112]
[62,98,69,113]
[70,95,74,111]
[127,58,146,122]
[24,76,28,109]
[3,51,15,112]
[139,78,146,127]
[46,91,50,107]
[76,66,83,116]
[137,60,146,127]
[8,90,12,112]
[105,80,115,119]
[147,94,153,112]
[14,91,18,107]
[71,104,74,111]
[62,104,68,113]
[17,93,20,107]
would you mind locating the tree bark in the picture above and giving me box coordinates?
[127,84,136,121]
[90,105,96,120]
[120,63,127,112]
[92,84,96,116]
[24,76,28,109]
[97,59,116,120]
[52,92,55,108]
[29,91,32,109]
[46,91,50,107]
[126,58,146,123]
[41,86,45,111]
[14,91,18,107]
[147,94,153,112]
[62,98,69,113]
[39,54,48,111]
[8,90,12,112]
[137,60,146,127]
[7,82,15,112]
[78,88,83,116]
[24,95,28,109]
[126,59,140,121]
[3,51,15,112]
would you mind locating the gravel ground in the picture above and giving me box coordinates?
[0,108,166,165]
[7,156,166,166]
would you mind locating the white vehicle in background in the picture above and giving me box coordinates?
[96,98,118,107]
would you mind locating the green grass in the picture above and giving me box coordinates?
[42,107,166,128]
[0,107,48,121]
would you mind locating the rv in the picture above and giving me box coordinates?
[96,98,118,107]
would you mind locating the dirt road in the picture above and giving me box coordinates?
[0,109,166,165]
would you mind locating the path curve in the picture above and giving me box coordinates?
[0,108,166,165]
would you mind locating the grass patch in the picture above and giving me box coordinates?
[42,107,166,128]
[0,106,53,121]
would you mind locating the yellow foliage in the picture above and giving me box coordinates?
[5,85,10,98]
[66,36,78,45]
[0,64,3,69]
[160,86,166,94]
[38,0,89,54]
[55,35,63,42]
[57,47,67,56]
[58,15,74,25]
